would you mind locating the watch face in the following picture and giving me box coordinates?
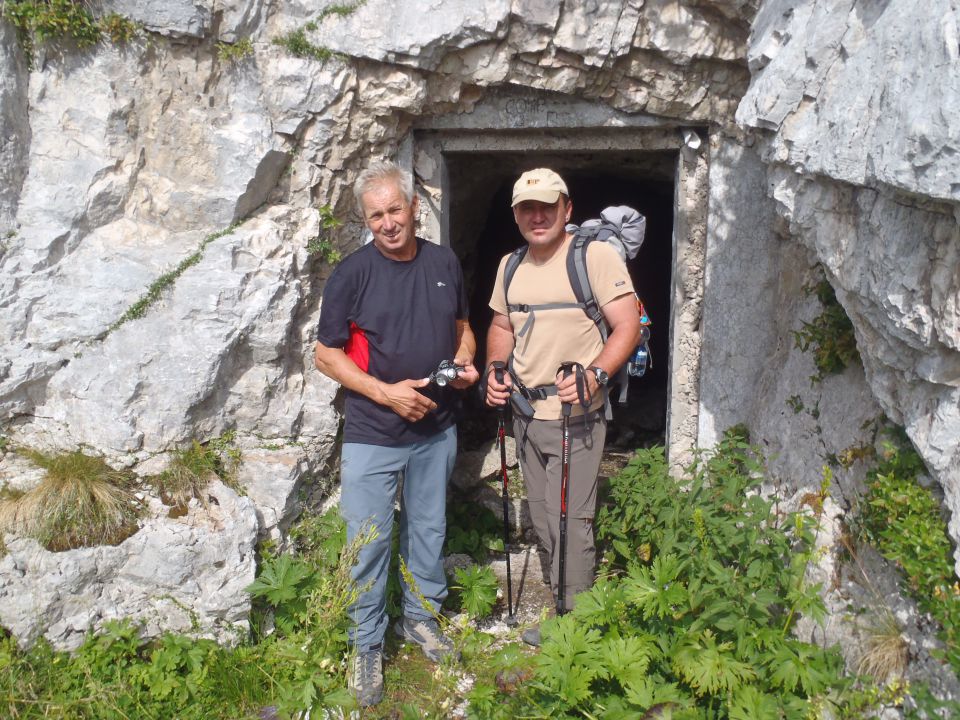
[593,367,608,385]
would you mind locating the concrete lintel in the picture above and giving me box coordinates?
[415,127,690,154]
[416,85,672,132]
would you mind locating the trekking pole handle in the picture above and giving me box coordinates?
[492,361,506,386]
[558,362,576,417]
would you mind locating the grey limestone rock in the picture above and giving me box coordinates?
[100,0,212,38]
[0,480,257,650]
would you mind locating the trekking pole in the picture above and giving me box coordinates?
[556,362,576,616]
[492,362,517,627]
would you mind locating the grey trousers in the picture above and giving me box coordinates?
[340,425,457,649]
[514,411,606,612]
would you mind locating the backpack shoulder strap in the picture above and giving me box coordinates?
[565,232,606,340]
[502,245,528,310]
[567,229,633,417]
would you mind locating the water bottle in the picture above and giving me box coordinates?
[627,343,649,378]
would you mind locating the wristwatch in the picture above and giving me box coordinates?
[589,366,609,386]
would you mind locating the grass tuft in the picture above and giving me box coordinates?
[149,434,242,509]
[857,610,908,681]
[0,449,140,551]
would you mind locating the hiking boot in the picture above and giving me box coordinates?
[349,644,384,708]
[394,617,460,662]
[521,625,541,647]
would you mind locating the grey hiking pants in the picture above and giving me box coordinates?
[340,425,457,649]
[514,411,605,612]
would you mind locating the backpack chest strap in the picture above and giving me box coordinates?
[507,301,586,340]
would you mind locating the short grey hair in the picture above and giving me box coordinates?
[354,160,414,213]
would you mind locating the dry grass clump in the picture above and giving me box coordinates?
[0,450,140,552]
[857,610,909,681]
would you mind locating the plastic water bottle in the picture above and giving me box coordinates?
[627,343,649,378]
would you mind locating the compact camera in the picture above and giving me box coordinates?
[430,360,464,387]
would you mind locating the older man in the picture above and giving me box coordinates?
[315,160,478,707]
[485,168,641,645]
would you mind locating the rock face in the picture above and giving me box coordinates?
[0,0,957,675]
[736,0,960,570]
[0,480,257,650]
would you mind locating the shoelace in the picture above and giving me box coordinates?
[354,649,382,686]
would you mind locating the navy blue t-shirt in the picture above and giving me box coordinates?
[316,238,468,446]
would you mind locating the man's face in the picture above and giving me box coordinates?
[512,197,571,250]
[360,179,419,260]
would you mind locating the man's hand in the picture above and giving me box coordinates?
[449,359,480,389]
[555,367,600,406]
[380,378,437,421]
[485,365,513,407]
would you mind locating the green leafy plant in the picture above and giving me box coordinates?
[247,553,315,634]
[289,504,346,568]
[859,434,960,672]
[216,37,253,63]
[445,501,504,561]
[0,449,140,551]
[0,503,370,718]
[903,681,960,719]
[453,564,498,619]
[271,28,336,61]
[476,437,861,718]
[3,1,138,68]
[793,277,860,381]
[306,204,343,264]
[97,11,138,44]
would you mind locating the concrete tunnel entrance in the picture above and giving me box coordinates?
[442,151,676,450]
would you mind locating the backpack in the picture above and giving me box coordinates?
[502,205,651,417]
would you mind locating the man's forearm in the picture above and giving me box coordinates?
[589,322,641,375]
[485,319,515,369]
[455,320,476,363]
[314,343,387,405]
[588,294,642,375]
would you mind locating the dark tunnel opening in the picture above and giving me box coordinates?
[443,150,676,450]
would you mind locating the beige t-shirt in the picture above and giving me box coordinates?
[489,235,635,420]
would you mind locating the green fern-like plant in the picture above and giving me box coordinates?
[453,564,498,619]
[477,437,854,718]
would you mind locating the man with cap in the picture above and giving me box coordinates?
[484,168,641,644]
